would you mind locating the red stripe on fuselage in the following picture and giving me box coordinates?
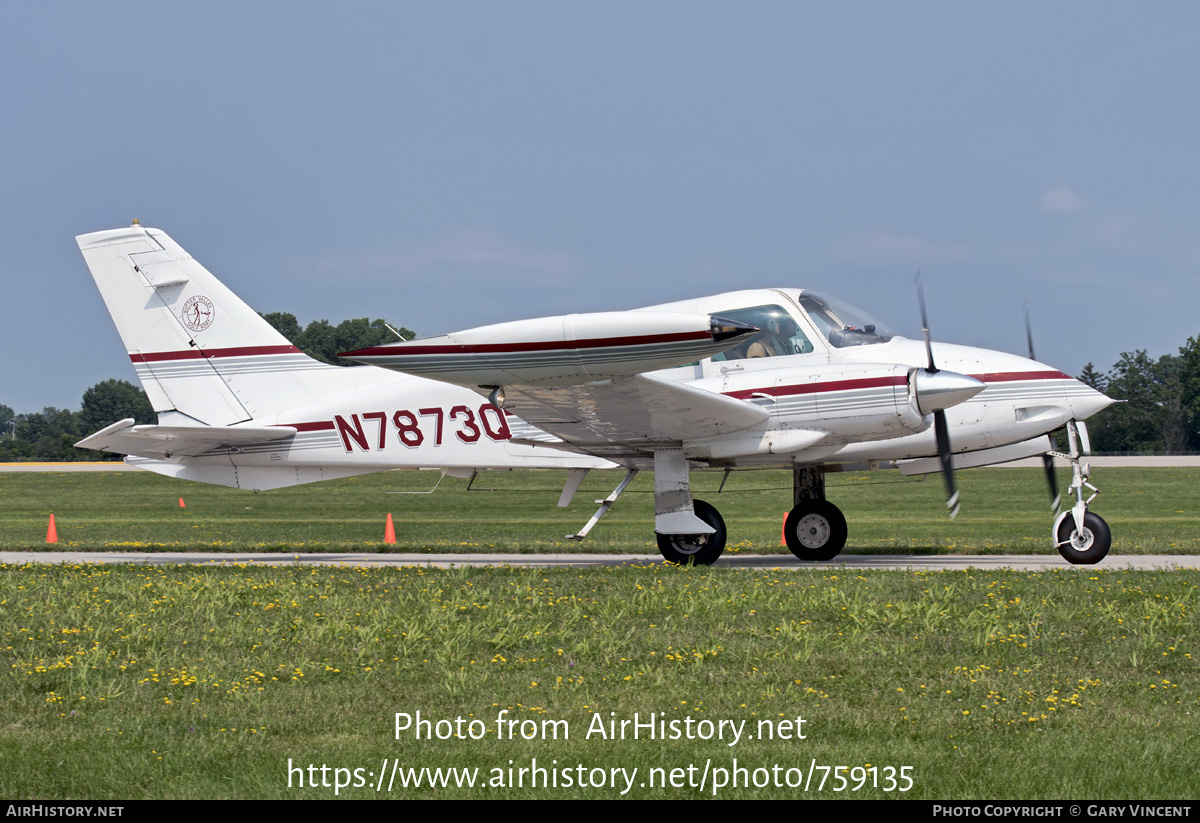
[969,370,1070,382]
[274,421,336,432]
[724,370,1070,402]
[724,375,907,400]
[342,330,712,358]
[130,345,303,363]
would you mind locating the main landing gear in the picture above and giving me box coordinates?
[651,448,729,565]
[783,465,847,562]
[656,499,727,565]
[563,457,732,565]
[1050,421,1111,565]
[784,500,847,561]
[648,456,847,566]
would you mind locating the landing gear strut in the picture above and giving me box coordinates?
[1051,421,1111,565]
[653,449,726,565]
[784,465,848,561]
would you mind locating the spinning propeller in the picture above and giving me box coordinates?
[918,279,958,518]
[912,278,985,519]
[1025,303,1061,512]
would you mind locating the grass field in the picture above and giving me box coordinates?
[0,465,1198,554]
[1,561,1197,799]
[0,468,1197,799]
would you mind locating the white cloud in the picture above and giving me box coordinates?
[833,230,968,264]
[1039,187,1084,214]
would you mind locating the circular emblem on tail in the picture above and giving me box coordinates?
[182,295,215,332]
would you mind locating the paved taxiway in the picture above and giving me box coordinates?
[2,551,1197,570]
[4,462,1195,570]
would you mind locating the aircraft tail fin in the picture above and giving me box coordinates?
[77,224,396,426]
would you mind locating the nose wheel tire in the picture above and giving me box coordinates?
[784,500,848,561]
[1055,511,1111,565]
[656,499,727,565]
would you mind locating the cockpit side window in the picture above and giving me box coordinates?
[709,305,814,361]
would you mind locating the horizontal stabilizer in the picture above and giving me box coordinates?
[76,418,296,458]
[125,457,382,491]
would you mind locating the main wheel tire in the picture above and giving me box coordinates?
[1055,511,1111,565]
[656,499,727,565]
[784,500,848,561]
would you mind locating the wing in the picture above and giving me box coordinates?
[340,310,758,387]
[343,308,828,463]
[502,373,772,460]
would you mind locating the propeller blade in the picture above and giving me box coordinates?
[917,274,937,373]
[1024,302,1037,362]
[1042,452,1061,513]
[933,409,959,519]
[917,275,957,517]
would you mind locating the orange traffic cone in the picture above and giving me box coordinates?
[384,513,396,544]
[781,513,787,546]
[46,514,58,544]
[178,498,186,508]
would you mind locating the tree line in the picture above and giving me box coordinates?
[1079,335,1200,454]
[3,321,1197,461]
[0,314,412,461]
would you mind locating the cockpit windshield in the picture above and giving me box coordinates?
[797,291,897,348]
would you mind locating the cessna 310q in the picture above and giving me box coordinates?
[75,223,1114,565]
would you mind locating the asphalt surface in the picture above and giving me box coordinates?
[4,461,1195,571]
[1,551,1196,570]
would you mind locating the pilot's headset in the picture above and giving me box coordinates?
[775,315,811,354]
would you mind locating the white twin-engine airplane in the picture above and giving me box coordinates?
[76,223,1115,565]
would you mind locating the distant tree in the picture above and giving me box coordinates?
[1178,336,1200,451]
[300,319,339,364]
[80,379,154,433]
[333,318,412,356]
[260,311,303,343]
[259,312,414,366]
[0,403,17,461]
[16,407,83,461]
[1087,350,1191,454]
[1077,363,1107,392]
[1157,360,1189,455]
[1110,351,1161,452]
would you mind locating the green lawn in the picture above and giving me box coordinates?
[1,468,1196,799]
[0,561,1196,799]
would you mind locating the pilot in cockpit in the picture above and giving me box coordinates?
[748,314,790,357]
[748,312,812,357]
[710,305,815,361]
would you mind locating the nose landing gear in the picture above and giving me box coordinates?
[1050,421,1110,564]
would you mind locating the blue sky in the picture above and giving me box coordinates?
[3,2,1198,414]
